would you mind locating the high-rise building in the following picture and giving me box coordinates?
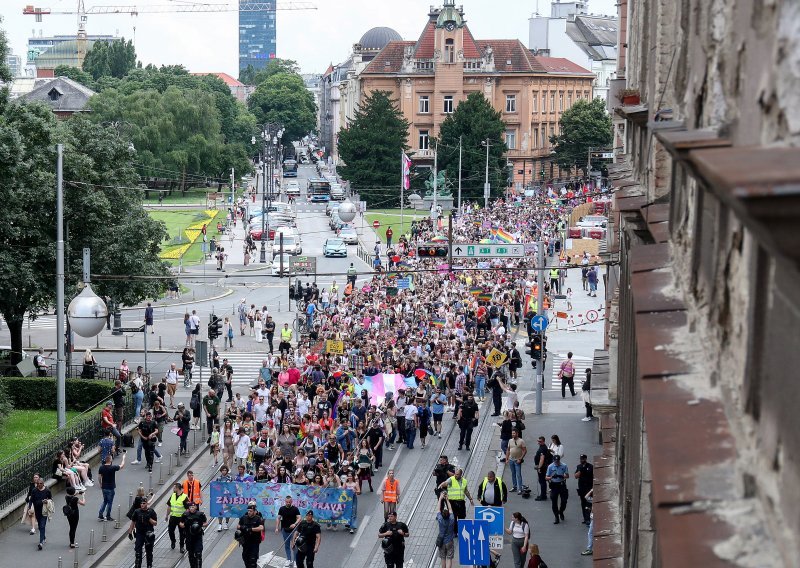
[5,53,22,78]
[239,0,276,73]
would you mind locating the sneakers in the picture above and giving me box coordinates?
[581,549,593,556]
[131,460,140,465]
[581,417,592,422]
[223,521,229,530]
[560,512,565,521]
[438,433,442,438]
[217,524,222,532]
[84,480,94,487]
[157,442,163,447]
[155,457,162,463]
[106,517,113,522]
[30,528,35,535]
[98,517,106,522]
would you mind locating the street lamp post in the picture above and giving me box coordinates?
[253,124,284,263]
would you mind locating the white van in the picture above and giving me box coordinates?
[330,185,345,201]
[272,227,302,255]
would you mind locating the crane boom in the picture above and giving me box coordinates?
[23,2,317,16]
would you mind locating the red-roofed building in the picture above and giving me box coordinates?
[360,0,594,187]
[191,72,254,103]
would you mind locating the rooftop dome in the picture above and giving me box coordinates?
[358,27,402,51]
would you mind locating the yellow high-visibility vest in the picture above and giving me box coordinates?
[281,328,293,342]
[169,493,188,517]
[447,476,468,501]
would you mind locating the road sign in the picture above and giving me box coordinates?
[289,256,316,275]
[118,325,145,333]
[195,340,208,367]
[325,340,344,355]
[373,220,380,229]
[458,519,490,566]
[530,315,549,333]
[451,243,525,258]
[486,348,508,368]
[475,507,505,550]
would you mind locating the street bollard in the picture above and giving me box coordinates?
[115,505,121,529]
[88,529,95,555]
[193,429,197,449]
[102,518,107,542]
[95,335,100,349]
[168,453,174,476]
[129,492,133,509]
[73,547,79,568]
[125,336,129,349]
[159,461,164,485]
[149,471,153,495]
[57,556,63,568]
[175,451,180,468]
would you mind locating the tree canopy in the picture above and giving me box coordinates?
[239,59,301,86]
[436,92,507,199]
[82,38,137,80]
[247,72,317,143]
[338,90,410,207]
[549,97,613,175]
[54,64,96,90]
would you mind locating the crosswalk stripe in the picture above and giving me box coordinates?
[214,352,271,385]
[1,316,58,329]
[549,353,592,391]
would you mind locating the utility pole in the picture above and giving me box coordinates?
[400,150,405,239]
[536,242,545,415]
[447,213,453,272]
[483,138,491,208]
[457,135,462,211]
[260,147,268,263]
[56,143,66,429]
[230,167,235,208]
[432,143,438,226]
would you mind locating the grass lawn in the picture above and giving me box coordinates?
[0,409,80,463]
[149,209,222,266]
[364,208,426,243]
[142,186,247,206]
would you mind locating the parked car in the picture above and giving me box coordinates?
[326,201,340,216]
[575,215,608,229]
[270,253,292,276]
[329,211,343,230]
[323,238,348,258]
[339,225,358,245]
[272,234,302,256]
[285,181,301,197]
[330,185,345,201]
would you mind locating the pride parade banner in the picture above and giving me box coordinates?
[210,482,355,525]
[356,373,419,405]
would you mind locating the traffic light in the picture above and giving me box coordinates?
[416,244,448,258]
[208,314,222,340]
[527,334,543,360]
[540,168,545,179]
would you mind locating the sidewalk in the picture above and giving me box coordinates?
[0,388,205,567]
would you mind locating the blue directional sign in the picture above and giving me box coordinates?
[531,314,549,333]
[458,519,490,566]
[475,506,505,550]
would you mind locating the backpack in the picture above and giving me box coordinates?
[130,381,140,394]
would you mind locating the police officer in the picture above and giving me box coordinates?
[165,483,188,553]
[179,501,208,568]
[378,511,409,568]
[279,323,293,356]
[127,497,157,568]
[237,502,264,568]
[293,510,321,568]
[263,315,276,354]
[346,263,357,286]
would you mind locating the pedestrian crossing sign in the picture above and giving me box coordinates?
[326,340,344,355]
[486,349,507,368]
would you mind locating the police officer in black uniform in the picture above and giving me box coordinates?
[127,497,157,568]
[377,511,409,568]
[236,502,264,568]
[179,501,208,568]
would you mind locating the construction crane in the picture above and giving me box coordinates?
[23,2,317,66]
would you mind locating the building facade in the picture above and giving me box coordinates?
[358,0,594,189]
[529,1,618,102]
[26,34,120,78]
[5,53,22,78]
[239,0,276,72]
[593,0,800,566]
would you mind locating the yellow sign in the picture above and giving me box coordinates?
[486,348,508,368]
[326,340,344,355]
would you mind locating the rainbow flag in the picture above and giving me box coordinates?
[431,318,446,328]
[470,286,483,296]
[491,228,515,243]
[478,292,492,302]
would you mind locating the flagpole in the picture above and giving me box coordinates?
[400,150,405,241]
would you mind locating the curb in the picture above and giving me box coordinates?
[119,288,234,312]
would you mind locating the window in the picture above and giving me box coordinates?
[419,95,429,114]
[550,92,555,112]
[506,94,517,113]
[505,130,517,149]
[443,95,454,114]
[445,39,455,63]
[533,128,539,149]
[550,126,555,142]
[567,93,572,108]
[584,90,590,100]
[576,92,582,101]
[419,130,429,150]
[542,93,547,112]
[532,93,538,113]
[559,92,564,111]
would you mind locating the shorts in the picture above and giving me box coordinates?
[433,413,443,424]
[438,540,454,559]
[191,328,199,335]
[167,383,177,396]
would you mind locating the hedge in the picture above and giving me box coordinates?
[0,381,12,430]
[0,377,115,412]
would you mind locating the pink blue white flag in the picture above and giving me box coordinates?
[402,153,412,190]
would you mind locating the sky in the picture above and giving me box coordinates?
[2,0,618,77]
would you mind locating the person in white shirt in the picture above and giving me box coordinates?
[233,427,251,466]
[549,434,565,459]
[252,397,269,429]
[297,392,311,417]
[165,364,179,408]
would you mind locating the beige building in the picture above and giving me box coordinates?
[359,0,594,188]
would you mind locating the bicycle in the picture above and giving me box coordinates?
[293,313,308,334]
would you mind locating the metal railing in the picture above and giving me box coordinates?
[0,386,144,510]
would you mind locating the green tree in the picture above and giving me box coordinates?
[338,90,410,206]
[549,97,613,175]
[0,101,168,365]
[239,59,300,85]
[82,38,136,80]
[54,64,96,90]
[436,92,507,200]
[0,20,11,84]
[247,72,316,143]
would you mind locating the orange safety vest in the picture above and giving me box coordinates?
[383,479,399,503]
[182,478,202,505]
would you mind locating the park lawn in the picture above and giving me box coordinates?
[142,186,247,206]
[149,209,222,266]
[0,409,80,464]
[364,208,424,243]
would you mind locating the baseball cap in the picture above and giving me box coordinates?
[177,402,185,407]
[553,454,561,460]
[105,401,113,406]
[580,454,588,459]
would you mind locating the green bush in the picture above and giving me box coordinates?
[0,377,115,412]
[0,381,13,431]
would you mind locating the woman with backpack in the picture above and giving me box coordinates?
[504,511,530,568]
[63,486,84,548]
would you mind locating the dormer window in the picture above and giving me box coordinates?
[48,87,63,101]
[445,39,455,64]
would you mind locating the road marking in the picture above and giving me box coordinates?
[212,538,239,568]
[349,514,370,549]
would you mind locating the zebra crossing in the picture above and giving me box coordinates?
[548,352,593,391]
[215,351,271,387]
[1,315,58,330]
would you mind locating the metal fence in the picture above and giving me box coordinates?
[34,364,120,381]
[0,387,142,510]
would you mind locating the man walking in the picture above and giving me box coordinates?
[575,454,594,524]
[293,510,321,568]
[165,483,188,553]
[378,511,408,568]
[264,315,276,354]
[546,454,569,524]
[587,265,598,297]
[276,495,300,567]
[506,429,527,493]
[380,469,400,521]
[128,498,157,568]
[179,501,207,568]
[559,352,577,398]
[98,451,125,521]
[238,503,265,568]
[202,389,220,444]
[144,302,154,334]
[437,469,473,534]
[533,436,552,500]
[457,393,479,451]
